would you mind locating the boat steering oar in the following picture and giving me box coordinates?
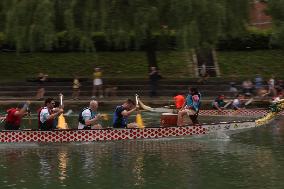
[135,94,145,129]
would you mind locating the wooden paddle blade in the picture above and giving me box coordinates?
[245,98,254,106]
[57,114,68,129]
[101,113,109,121]
[136,113,145,129]
[224,101,232,108]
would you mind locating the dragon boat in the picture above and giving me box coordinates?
[0,100,283,143]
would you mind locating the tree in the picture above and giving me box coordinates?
[267,0,284,48]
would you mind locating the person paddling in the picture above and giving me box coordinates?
[78,100,102,130]
[231,94,245,110]
[177,88,201,126]
[113,99,138,128]
[38,98,63,131]
[4,101,31,130]
[212,95,226,111]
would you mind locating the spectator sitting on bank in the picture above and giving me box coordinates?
[36,72,48,100]
[104,86,117,97]
[242,79,254,97]
[72,76,81,100]
[268,75,277,97]
[272,92,283,104]
[229,81,238,96]
[275,80,283,94]
[255,74,265,97]
[255,74,263,90]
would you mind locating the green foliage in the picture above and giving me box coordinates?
[0,0,250,52]
[218,28,274,50]
[267,0,284,48]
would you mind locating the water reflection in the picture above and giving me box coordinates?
[58,150,68,182]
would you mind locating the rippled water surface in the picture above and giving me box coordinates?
[0,114,284,189]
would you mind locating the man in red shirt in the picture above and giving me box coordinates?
[4,101,30,130]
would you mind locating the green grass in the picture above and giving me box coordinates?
[218,50,284,79]
[0,50,284,81]
[0,51,188,81]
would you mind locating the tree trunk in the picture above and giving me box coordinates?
[145,30,158,69]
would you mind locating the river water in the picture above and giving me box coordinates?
[0,114,283,189]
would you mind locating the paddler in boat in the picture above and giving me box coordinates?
[38,98,64,131]
[113,98,139,128]
[212,94,226,112]
[78,100,103,130]
[4,101,31,130]
[177,88,201,126]
[231,94,245,110]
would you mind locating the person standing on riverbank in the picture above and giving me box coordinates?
[36,72,48,100]
[4,101,31,130]
[92,67,104,99]
[78,100,102,130]
[149,67,162,97]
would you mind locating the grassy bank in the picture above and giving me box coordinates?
[0,50,283,81]
[218,50,284,78]
[0,51,189,81]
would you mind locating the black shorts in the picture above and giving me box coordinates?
[113,123,127,128]
[4,123,20,130]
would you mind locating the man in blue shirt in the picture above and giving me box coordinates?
[113,99,138,128]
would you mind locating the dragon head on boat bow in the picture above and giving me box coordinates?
[256,99,284,126]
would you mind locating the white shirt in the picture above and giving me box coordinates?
[232,99,241,109]
[78,109,96,129]
[39,107,50,123]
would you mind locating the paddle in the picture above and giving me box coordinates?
[245,92,269,107]
[245,98,254,106]
[57,94,68,129]
[135,94,145,129]
[224,100,233,109]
